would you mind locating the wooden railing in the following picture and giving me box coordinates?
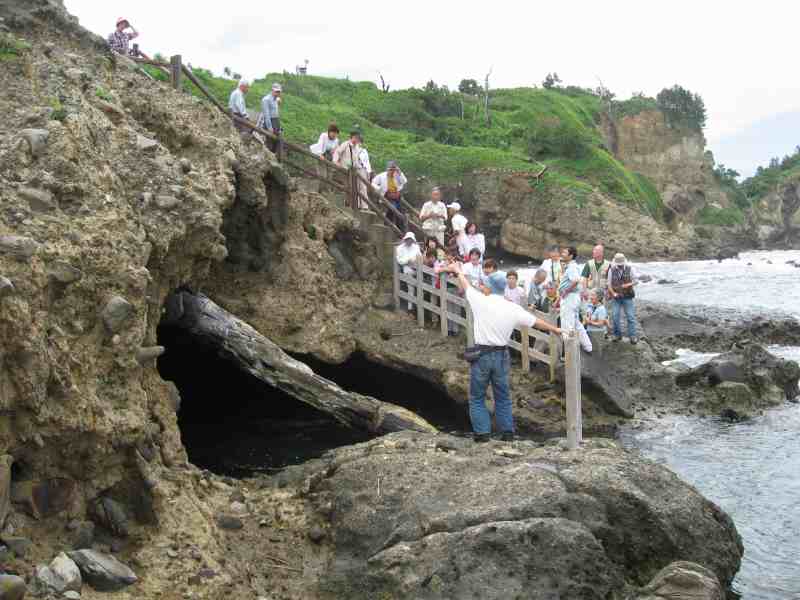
[130,53,425,241]
[392,257,583,447]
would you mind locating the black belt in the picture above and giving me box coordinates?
[475,345,507,353]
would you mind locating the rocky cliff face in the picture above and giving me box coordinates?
[604,110,731,224]
[0,3,747,598]
[751,174,800,246]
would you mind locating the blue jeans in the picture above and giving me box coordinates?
[469,349,513,434]
[611,298,637,338]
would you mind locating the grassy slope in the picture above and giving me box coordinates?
[152,65,665,219]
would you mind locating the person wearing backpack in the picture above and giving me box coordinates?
[607,253,639,344]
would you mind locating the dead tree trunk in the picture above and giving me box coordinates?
[163,291,437,435]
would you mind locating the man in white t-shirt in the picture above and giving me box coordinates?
[420,187,448,245]
[558,246,593,353]
[444,261,563,442]
[396,232,422,311]
[448,201,468,243]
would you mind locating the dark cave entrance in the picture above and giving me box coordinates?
[156,323,371,478]
[292,352,470,433]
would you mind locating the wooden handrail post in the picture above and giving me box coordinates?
[548,314,558,383]
[466,304,475,347]
[170,55,182,90]
[521,327,531,372]
[416,258,425,328]
[439,273,448,337]
[393,252,400,310]
[564,332,582,450]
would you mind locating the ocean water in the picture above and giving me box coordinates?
[618,250,800,599]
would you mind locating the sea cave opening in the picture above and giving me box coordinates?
[156,322,371,478]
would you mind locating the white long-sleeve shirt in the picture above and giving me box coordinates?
[358,147,371,174]
[395,241,421,266]
[228,88,247,117]
[372,170,408,195]
[458,233,486,259]
[309,132,340,157]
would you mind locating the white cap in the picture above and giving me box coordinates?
[447,202,461,211]
[272,83,283,92]
[239,78,250,87]
[613,253,627,264]
[402,232,416,242]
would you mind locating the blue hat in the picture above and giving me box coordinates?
[487,271,507,295]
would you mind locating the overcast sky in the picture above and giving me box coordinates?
[65,0,799,177]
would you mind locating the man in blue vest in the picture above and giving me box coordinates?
[607,253,639,344]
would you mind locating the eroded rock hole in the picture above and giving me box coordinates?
[293,352,470,433]
[156,323,370,477]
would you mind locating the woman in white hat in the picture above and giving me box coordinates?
[107,18,139,56]
[607,253,639,344]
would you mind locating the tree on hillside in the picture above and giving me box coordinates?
[458,78,481,96]
[542,72,562,89]
[656,85,707,131]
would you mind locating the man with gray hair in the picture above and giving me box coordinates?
[229,79,251,140]
[420,187,448,245]
[260,83,283,135]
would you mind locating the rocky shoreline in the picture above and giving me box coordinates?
[0,2,797,599]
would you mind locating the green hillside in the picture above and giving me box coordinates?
[148,64,664,219]
[742,147,800,200]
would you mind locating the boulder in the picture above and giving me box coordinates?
[2,537,32,558]
[633,561,723,600]
[48,261,83,284]
[19,187,57,212]
[0,574,26,600]
[67,550,137,592]
[135,346,165,365]
[101,296,134,334]
[89,497,129,537]
[11,478,77,519]
[34,552,82,594]
[0,236,40,261]
[19,128,49,157]
[0,456,11,528]
[298,432,742,598]
[0,277,13,299]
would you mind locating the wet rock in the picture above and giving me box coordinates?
[0,277,13,299]
[68,550,137,592]
[2,537,32,558]
[19,128,49,157]
[656,279,677,285]
[633,561,723,600]
[0,456,11,527]
[135,346,165,365]
[216,515,243,530]
[0,574,26,600]
[19,187,57,212]
[48,261,83,284]
[638,274,653,283]
[307,525,325,544]
[89,497,129,537]
[312,432,743,598]
[11,478,77,519]
[70,520,94,550]
[0,236,40,261]
[34,552,82,594]
[136,135,158,151]
[155,195,180,210]
[101,296,134,334]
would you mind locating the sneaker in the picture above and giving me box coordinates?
[500,432,515,442]
[630,337,639,345]
[612,336,622,342]
[473,433,491,444]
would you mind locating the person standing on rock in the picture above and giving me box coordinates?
[396,232,422,312]
[444,261,563,442]
[607,253,639,344]
[581,244,611,294]
[309,123,340,161]
[420,188,448,245]
[228,79,251,140]
[559,246,593,353]
[260,83,282,135]
[373,161,408,229]
[107,17,139,56]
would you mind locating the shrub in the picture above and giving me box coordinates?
[527,117,590,159]
[696,205,744,227]
[656,85,707,131]
[0,33,31,60]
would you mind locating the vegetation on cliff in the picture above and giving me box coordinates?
[742,146,800,200]
[146,63,672,218]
